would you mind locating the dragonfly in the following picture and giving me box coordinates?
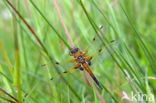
[64,46,103,88]
[46,26,116,89]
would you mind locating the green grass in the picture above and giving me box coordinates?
[0,0,156,103]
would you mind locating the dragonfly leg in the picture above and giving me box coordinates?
[55,59,76,65]
[63,63,81,73]
[85,56,93,66]
[84,48,104,61]
[86,56,93,61]
[79,66,84,71]
[51,64,81,80]
[82,48,88,56]
[86,40,116,60]
[87,60,91,66]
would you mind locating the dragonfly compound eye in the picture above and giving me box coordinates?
[70,47,79,54]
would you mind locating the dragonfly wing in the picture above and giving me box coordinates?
[82,63,103,89]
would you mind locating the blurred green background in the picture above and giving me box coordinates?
[0,0,156,103]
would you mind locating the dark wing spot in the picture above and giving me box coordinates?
[93,37,96,41]
[63,71,68,73]
[55,62,59,65]
[99,25,103,29]
[50,77,54,80]
[41,64,46,67]
[110,40,115,43]
[98,48,102,53]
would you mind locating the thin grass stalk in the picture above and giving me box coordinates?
[20,29,29,67]
[0,42,13,76]
[19,9,29,69]
[12,4,22,103]
[91,0,119,38]
[0,88,19,103]
[29,0,71,49]
[116,51,145,92]
[0,96,16,103]
[119,3,156,74]
[123,43,145,75]
[119,3,156,94]
[0,68,12,82]
[52,0,74,47]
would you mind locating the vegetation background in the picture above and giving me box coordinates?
[0,0,155,103]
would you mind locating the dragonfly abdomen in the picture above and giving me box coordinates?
[92,76,103,89]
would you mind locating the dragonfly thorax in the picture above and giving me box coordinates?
[76,55,86,64]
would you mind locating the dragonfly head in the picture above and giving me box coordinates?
[70,47,79,56]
